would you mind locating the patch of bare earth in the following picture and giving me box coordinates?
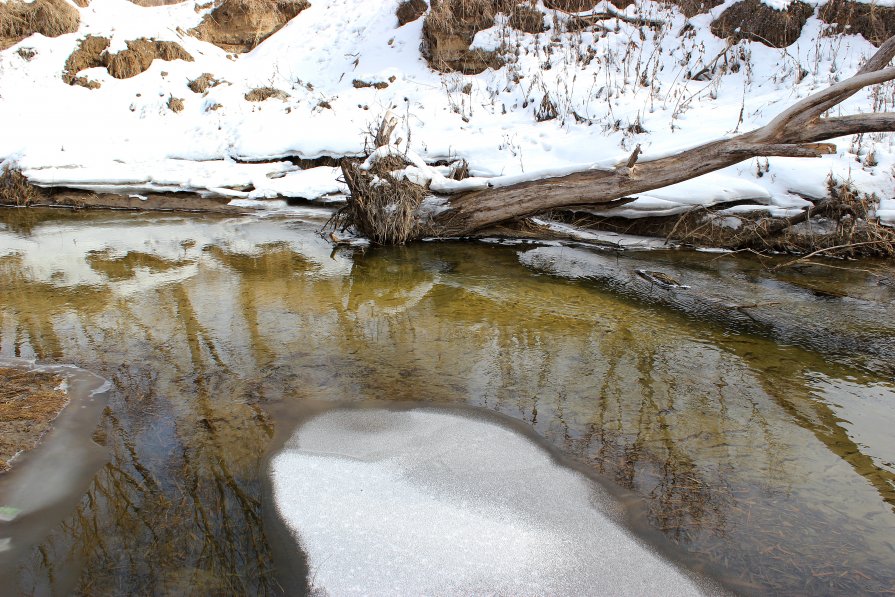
[0,0,80,51]
[63,36,193,83]
[191,0,310,53]
[0,368,69,472]
[396,0,427,26]
[422,0,510,73]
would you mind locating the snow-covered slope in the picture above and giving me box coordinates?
[1,0,894,221]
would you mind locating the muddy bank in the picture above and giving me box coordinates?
[0,367,68,472]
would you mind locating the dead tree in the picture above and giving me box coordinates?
[344,36,895,244]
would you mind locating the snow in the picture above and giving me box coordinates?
[270,407,716,595]
[1,0,894,223]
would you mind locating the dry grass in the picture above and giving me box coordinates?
[0,367,68,472]
[244,86,289,101]
[711,0,813,48]
[188,72,221,93]
[167,96,185,112]
[0,166,41,206]
[191,0,310,53]
[508,5,546,33]
[63,35,109,83]
[63,36,192,83]
[105,39,193,79]
[0,0,80,51]
[820,0,895,46]
[422,0,512,72]
[332,156,428,245]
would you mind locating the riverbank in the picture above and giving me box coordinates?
[1,0,894,245]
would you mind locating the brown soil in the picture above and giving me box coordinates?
[819,0,895,46]
[167,96,185,111]
[191,0,310,53]
[105,38,194,79]
[188,72,221,93]
[63,36,192,83]
[0,0,80,51]
[72,0,89,7]
[422,0,508,73]
[396,0,427,26]
[0,367,69,473]
[711,0,814,48]
[244,86,289,101]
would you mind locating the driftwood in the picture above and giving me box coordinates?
[348,36,895,244]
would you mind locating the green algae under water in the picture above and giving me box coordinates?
[0,208,894,595]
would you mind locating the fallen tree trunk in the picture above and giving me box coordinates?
[344,36,895,244]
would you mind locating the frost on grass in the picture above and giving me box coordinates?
[271,408,714,596]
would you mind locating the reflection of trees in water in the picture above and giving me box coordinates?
[4,226,895,595]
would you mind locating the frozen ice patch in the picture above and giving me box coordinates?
[271,408,715,596]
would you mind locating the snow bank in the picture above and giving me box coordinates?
[270,407,716,595]
[0,0,893,221]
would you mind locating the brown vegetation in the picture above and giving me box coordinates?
[167,96,185,111]
[711,0,814,48]
[0,166,41,206]
[820,0,895,46]
[421,0,510,73]
[0,0,80,51]
[509,5,547,33]
[396,0,427,26]
[0,367,68,473]
[63,36,193,83]
[244,86,289,100]
[667,0,723,18]
[188,72,221,93]
[191,0,310,53]
[129,0,185,6]
[105,39,194,79]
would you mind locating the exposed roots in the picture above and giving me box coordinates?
[0,166,42,207]
[0,0,80,51]
[332,157,428,245]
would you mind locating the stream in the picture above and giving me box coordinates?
[0,207,894,595]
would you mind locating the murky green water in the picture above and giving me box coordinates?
[0,207,894,595]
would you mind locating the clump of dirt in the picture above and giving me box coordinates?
[188,72,221,93]
[666,0,723,18]
[0,367,69,473]
[62,35,109,83]
[711,0,813,48]
[396,0,427,26]
[63,36,193,83]
[105,38,194,79]
[352,78,392,89]
[167,96,185,111]
[16,46,36,60]
[244,86,289,100]
[422,0,509,73]
[0,166,42,206]
[509,5,546,33]
[191,0,310,53]
[0,0,80,51]
[820,0,895,46]
[72,75,101,89]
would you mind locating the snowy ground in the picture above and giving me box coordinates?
[271,407,718,595]
[1,0,894,222]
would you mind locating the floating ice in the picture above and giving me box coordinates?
[271,408,715,596]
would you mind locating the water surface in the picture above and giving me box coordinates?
[0,208,894,595]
